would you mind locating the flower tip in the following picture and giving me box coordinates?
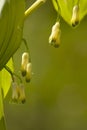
[71,20,79,27]
[19,96,26,104]
[25,78,31,83]
[49,39,60,48]
[54,43,60,48]
[21,69,26,77]
[21,99,26,104]
[11,98,18,103]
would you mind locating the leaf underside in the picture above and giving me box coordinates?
[52,0,87,25]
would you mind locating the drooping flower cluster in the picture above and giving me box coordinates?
[11,51,32,103]
[49,2,80,48]
[11,77,26,103]
[21,52,32,82]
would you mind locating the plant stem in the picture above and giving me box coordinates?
[4,65,22,83]
[24,0,46,19]
[22,38,31,62]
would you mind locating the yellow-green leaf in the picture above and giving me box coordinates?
[0,58,13,98]
[52,0,87,26]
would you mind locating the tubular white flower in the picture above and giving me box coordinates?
[11,81,19,102]
[49,21,61,48]
[71,5,79,27]
[11,81,26,103]
[21,52,29,76]
[25,62,32,82]
[18,84,26,103]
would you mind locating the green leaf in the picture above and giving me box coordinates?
[52,0,87,26]
[0,0,25,70]
[0,58,13,98]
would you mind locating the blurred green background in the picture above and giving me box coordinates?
[4,0,87,130]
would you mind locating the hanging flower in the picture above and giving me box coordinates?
[21,52,29,76]
[49,21,61,48]
[18,84,26,104]
[25,62,32,82]
[11,76,26,104]
[11,81,19,102]
[71,5,79,27]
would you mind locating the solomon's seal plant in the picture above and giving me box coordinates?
[0,0,87,130]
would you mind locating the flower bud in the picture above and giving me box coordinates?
[71,5,79,27]
[49,22,61,48]
[18,84,26,104]
[11,81,19,103]
[21,52,29,76]
[11,81,26,104]
[25,62,32,82]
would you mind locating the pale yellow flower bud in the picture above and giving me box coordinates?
[21,52,29,76]
[18,84,26,103]
[11,82,19,102]
[71,5,79,27]
[49,22,61,48]
[25,62,32,82]
[11,81,26,103]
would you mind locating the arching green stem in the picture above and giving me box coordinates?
[24,0,46,19]
[22,38,29,52]
[4,65,22,83]
[22,38,31,62]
